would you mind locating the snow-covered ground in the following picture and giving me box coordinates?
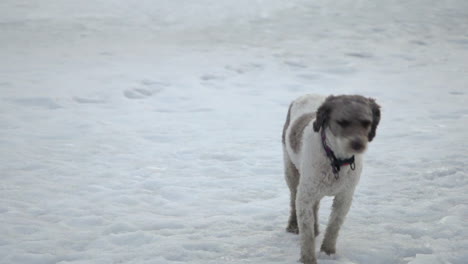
[1,0,468,263]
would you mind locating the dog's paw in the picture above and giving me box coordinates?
[299,256,317,264]
[320,244,336,255]
[286,221,299,234]
[286,225,299,234]
[314,228,320,237]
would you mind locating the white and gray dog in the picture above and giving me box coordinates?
[282,94,381,264]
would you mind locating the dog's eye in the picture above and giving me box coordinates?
[337,120,350,127]
[361,120,371,128]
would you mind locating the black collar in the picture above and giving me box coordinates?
[320,128,356,179]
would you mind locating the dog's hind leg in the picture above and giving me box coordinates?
[284,152,300,234]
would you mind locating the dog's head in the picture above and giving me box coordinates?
[313,95,381,154]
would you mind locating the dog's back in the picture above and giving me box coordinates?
[282,94,325,163]
[288,94,326,123]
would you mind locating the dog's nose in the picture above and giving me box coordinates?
[351,140,364,151]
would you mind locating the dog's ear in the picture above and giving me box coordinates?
[368,98,381,142]
[313,96,334,132]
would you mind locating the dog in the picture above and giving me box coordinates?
[282,94,381,264]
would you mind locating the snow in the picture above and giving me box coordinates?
[1,0,467,263]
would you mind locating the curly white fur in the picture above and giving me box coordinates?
[282,94,380,264]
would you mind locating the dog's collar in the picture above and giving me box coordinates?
[320,128,356,179]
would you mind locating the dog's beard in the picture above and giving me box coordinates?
[336,137,368,156]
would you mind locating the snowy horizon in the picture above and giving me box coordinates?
[1,0,467,263]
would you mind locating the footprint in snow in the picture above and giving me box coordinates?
[200,74,225,81]
[124,88,154,99]
[284,60,308,69]
[73,97,106,104]
[410,40,428,46]
[7,97,62,109]
[324,66,357,75]
[297,73,322,81]
[345,52,374,59]
[140,79,169,87]
[225,63,264,74]
[124,80,167,100]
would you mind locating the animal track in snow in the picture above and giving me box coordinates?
[124,88,154,99]
[284,60,308,68]
[345,52,374,59]
[297,73,323,80]
[225,63,264,74]
[410,40,428,46]
[7,97,62,109]
[124,80,167,99]
[73,97,106,104]
[200,74,226,81]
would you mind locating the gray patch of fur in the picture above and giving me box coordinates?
[289,113,316,153]
[368,98,381,142]
[285,156,300,234]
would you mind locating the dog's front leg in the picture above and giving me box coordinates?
[296,183,320,264]
[320,189,355,255]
